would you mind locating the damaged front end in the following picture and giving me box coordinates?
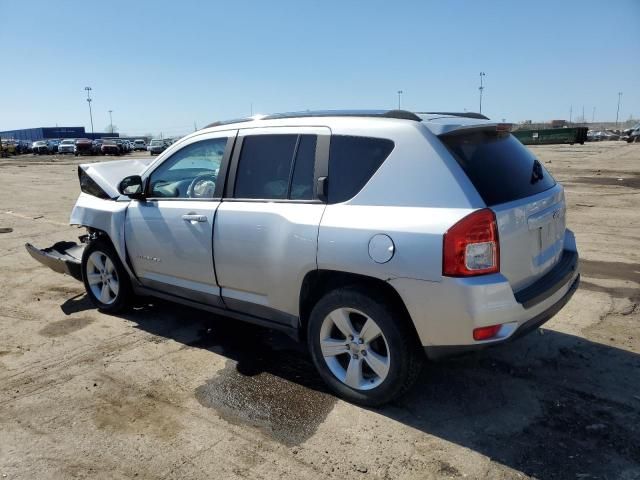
[25,157,154,281]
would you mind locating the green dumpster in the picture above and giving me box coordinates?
[513,127,588,145]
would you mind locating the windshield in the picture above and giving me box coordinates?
[151,140,162,145]
[61,140,74,144]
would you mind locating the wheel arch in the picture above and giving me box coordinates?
[298,269,420,343]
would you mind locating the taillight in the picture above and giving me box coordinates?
[443,208,499,276]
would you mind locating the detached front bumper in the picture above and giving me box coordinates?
[25,241,85,281]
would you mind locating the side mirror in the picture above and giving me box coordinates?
[118,175,145,199]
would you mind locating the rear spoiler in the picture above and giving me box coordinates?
[419,111,489,120]
[437,123,513,137]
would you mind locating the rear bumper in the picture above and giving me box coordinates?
[25,241,84,281]
[424,274,580,359]
[390,230,580,356]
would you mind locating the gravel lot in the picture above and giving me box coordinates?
[1,142,639,479]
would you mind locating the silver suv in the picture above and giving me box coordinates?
[27,110,579,405]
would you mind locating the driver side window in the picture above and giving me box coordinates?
[148,137,228,199]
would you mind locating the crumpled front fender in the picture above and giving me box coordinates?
[70,193,135,278]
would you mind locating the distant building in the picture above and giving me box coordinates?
[0,127,119,142]
[550,120,568,128]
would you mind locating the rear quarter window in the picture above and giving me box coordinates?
[328,135,394,203]
[442,130,556,206]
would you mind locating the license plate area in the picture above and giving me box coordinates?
[539,222,557,251]
[529,204,565,254]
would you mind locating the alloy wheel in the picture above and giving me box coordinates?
[85,250,119,305]
[319,307,390,390]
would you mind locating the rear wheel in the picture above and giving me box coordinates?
[82,239,132,313]
[307,287,423,406]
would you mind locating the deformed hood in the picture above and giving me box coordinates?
[78,157,155,198]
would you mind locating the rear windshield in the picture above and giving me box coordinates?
[442,130,556,206]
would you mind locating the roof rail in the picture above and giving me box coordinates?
[203,117,254,129]
[262,109,422,122]
[418,112,489,120]
[204,109,427,129]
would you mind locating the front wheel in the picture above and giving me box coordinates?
[82,239,132,313]
[307,287,423,406]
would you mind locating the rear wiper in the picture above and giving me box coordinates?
[531,159,544,184]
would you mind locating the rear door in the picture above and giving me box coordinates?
[214,127,330,326]
[441,128,565,291]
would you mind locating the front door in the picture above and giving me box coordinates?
[125,131,235,306]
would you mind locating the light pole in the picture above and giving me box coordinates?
[84,87,94,139]
[397,90,403,110]
[479,72,486,114]
[592,107,596,123]
[108,110,113,134]
[615,92,623,127]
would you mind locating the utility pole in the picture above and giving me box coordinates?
[569,105,572,124]
[592,107,596,123]
[108,110,113,134]
[479,72,486,114]
[582,106,585,124]
[85,87,94,139]
[397,90,403,110]
[616,92,623,127]
[194,121,197,132]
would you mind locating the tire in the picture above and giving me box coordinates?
[307,286,423,406]
[82,238,132,313]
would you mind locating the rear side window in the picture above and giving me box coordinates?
[234,134,317,200]
[328,136,394,203]
[442,130,556,206]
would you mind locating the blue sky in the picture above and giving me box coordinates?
[1,0,638,136]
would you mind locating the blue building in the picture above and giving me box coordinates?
[0,127,118,141]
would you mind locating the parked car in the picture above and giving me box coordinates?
[133,139,147,151]
[32,140,50,154]
[101,139,120,155]
[627,124,640,143]
[148,139,167,155]
[48,139,61,153]
[1,139,17,156]
[92,139,104,155]
[114,139,126,154]
[17,140,31,154]
[75,138,94,156]
[604,130,620,141]
[26,109,579,406]
[58,139,76,154]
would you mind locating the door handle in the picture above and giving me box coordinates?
[182,214,207,223]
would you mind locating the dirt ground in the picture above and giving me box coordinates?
[1,142,639,480]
